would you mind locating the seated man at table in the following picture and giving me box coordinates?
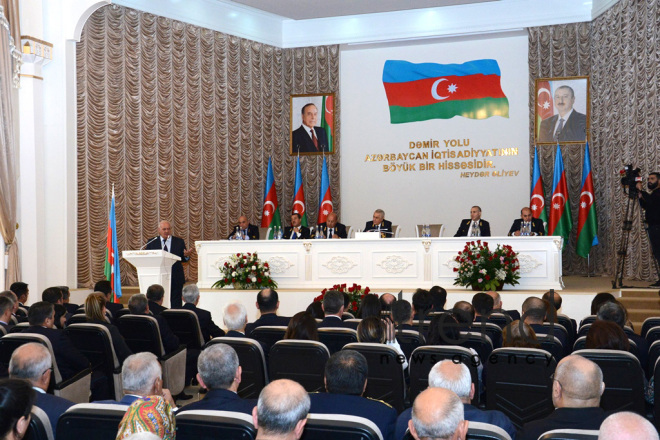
[364,209,393,238]
[454,206,491,237]
[283,213,310,239]
[227,215,260,240]
[317,212,348,239]
[508,207,545,236]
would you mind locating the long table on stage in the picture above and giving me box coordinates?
[196,236,563,291]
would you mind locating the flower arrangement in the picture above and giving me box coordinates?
[453,240,520,291]
[212,252,277,290]
[314,283,371,314]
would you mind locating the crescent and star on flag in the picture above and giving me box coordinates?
[431,78,459,101]
[530,194,545,213]
[537,87,552,110]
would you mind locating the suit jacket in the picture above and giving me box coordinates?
[317,222,348,239]
[35,390,75,437]
[64,303,79,314]
[178,388,257,415]
[317,316,350,329]
[182,303,225,341]
[364,220,393,238]
[538,110,587,143]
[292,125,330,153]
[245,313,290,336]
[148,300,167,315]
[226,330,247,338]
[454,219,491,237]
[145,235,189,298]
[517,407,606,440]
[0,321,13,333]
[22,326,89,380]
[283,225,311,240]
[309,393,397,440]
[227,223,260,240]
[508,218,545,236]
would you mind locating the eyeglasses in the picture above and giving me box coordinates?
[550,373,562,388]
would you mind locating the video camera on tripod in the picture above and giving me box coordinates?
[620,164,642,197]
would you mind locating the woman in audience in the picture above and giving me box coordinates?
[53,304,68,329]
[502,320,541,348]
[357,294,381,319]
[357,317,408,369]
[305,301,324,320]
[585,320,630,351]
[116,396,175,440]
[84,292,133,363]
[590,292,615,315]
[283,311,318,341]
[0,378,36,440]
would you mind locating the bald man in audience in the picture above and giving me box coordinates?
[253,379,310,440]
[599,411,659,440]
[522,296,567,348]
[408,387,469,440]
[517,355,606,440]
[245,288,290,335]
[228,215,259,240]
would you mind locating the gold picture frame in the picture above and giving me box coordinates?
[535,76,590,144]
[290,93,335,155]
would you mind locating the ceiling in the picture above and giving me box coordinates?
[226,0,497,20]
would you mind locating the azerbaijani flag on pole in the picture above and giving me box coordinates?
[103,186,122,302]
[576,142,599,257]
[318,156,333,224]
[321,95,333,153]
[382,59,509,124]
[548,144,572,241]
[530,146,549,225]
[292,157,308,227]
[261,157,281,239]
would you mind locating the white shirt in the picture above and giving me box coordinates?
[302,124,317,140]
[470,220,481,236]
[161,235,172,251]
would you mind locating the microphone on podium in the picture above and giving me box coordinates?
[141,236,160,250]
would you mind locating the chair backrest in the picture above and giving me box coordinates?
[577,323,591,338]
[487,313,512,329]
[645,326,660,346]
[467,421,513,440]
[392,225,401,238]
[486,347,556,429]
[8,322,29,333]
[654,356,660,423]
[302,413,383,440]
[117,314,166,356]
[57,403,129,440]
[343,318,361,330]
[347,226,354,238]
[537,429,599,440]
[176,409,256,440]
[66,314,88,325]
[459,331,493,363]
[0,326,6,336]
[396,329,426,360]
[259,227,269,240]
[0,333,65,383]
[470,322,502,348]
[26,406,54,440]
[207,336,268,399]
[415,224,445,238]
[573,336,586,352]
[572,349,646,414]
[269,340,330,392]
[534,334,564,361]
[537,322,569,345]
[161,309,205,349]
[342,312,356,320]
[317,328,358,354]
[411,320,431,334]
[557,314,577,339]
[342,342,406,412]
[249,326,287,353]
[642,318,660,338]
[114,308,131,319]
[579,315,597,329]
[648,340,660,375]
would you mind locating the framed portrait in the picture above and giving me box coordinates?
[535,76,590,145]
[290,93,335,155]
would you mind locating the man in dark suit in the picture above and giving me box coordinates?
[22,302,90,381]
[538,86,587,143]
[487,291,520,321]
[392,299,415,331]
[227,215,260,240]
[508,207,545,236]
[94,280,124,318]
[145,220,192,308]
[146,284,167,315]
[223,302,249,337]
[245,288,290,336]
[454,206,491,237]
[364,209,393,238]
[0,296,14,332]
[309,350,397,440]
[10,282,30,321]
[59,286,79,315]
[9,343,75,437]
[283,213,310,239]
[291,103,330,153]
[182,285,224,342]
[318,290,350,328]
[317,212,348,239]
[178,344,256,414]
[517,355,606,440]
[522,296,568,349]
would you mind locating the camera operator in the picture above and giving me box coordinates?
[636,172,660,287]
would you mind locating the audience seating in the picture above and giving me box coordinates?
[0,333,92,403]
[66,314,89,325]
[396,329,426,360]
[641,317,660,338]
[26,406,54,440]
[117,315,187,396]
[56,403,129,440]
[648,340,660,376]
[459,331,494,364]
[557,314,577,339]
[579,316,597,329]
[653,357,660,424]
[343,318,361,330]
[537,429,599,440]
[343,342,406,412]
[207,336,268,399]
[645,326,660,346]
[577,324,591,339]
[301,413,383,440]
[8,322,29,333]
[175,410,257,440]
[248,325,287,353]
[534,334,564,361]
[573,349,645,414]
[64,323,123,401]
[486,347,556,429]
[317,328,358,354]
[470,322,502,348]
[537,322,570,346]
[161,309,205,350]
[268,340,329,392]
[0,326,6,337]
[411,320,431,334]
[113,308,131,319]
[342,312,356,320]
[486,313,512,329]
[466,421,513,440]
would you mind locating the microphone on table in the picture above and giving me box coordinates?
[141,236,160,250]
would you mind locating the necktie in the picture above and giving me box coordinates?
[292,231,297,240]
[554,118,565,141]
[163,241,168,252]
[310,129,318,150]
[329,228,333,238]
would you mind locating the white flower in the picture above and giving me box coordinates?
[479,269,487,275]
[495,269,506,280]
[251,277,257,282]
[264,271,269,276]
[232,271,237,277]
[252,265,256,270]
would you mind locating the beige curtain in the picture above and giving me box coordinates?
[0,4,20,288]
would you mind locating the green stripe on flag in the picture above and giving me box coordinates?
[577,206,598,258]
[388,97,509,124]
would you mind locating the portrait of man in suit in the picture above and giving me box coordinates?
[536,78,589,144]
[290,95,334,155]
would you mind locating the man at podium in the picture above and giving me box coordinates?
[145,221,192,308]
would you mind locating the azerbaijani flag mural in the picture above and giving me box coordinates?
[382,59,509,124]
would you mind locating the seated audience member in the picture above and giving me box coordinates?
[590,292,615,316]
[502,320,540,348]
[522,296,567,348]
[178,344,256,414]
[379,293,396,314]
[59,286,78,314]
[0,296,14,332]
[357,317,408,369]
[542,290,562,313]
[253,379,309,440]
[428,313,483,385]
[53,304,68,329]
[318,290,350,328]
[84,292,133,363]
[0,379,36,440]
[146,284,167,315]
[182,284,224,341]
[309,350,397,440]
[245,288,290,335]
[116,396,175,440]
[94,280,123,316]
[42,287,64,305]
[283,311,318,341]
[408,387,468,440]
[392,299,414,331]
[412,289,433,320]
[128,294,180,353]
[22,301,89,380]
[396,360,516,440]
[10,281,29,310]
[223,302,248,337]
[357,294,381,319]
[517,355,606,440]
[596,301,647,366]
[9,343,74,436]
[471,292,494,322]
[585,320,630,351]
[452,301,475,328]
[305,301,324,320]
[487,291,520,321]
[598,411,659,440]
[0,290,23,323]
[429,285,447,312]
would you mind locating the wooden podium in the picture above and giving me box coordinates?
[122,250,181,308]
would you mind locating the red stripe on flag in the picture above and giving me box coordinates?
[548,171,569,235]
[576,170,595,237]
